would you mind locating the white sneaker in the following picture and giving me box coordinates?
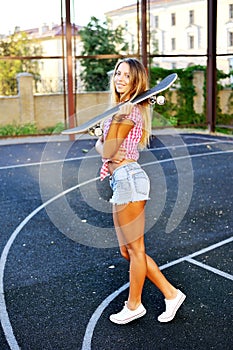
[158,289,186,323]
[110,302,146,324]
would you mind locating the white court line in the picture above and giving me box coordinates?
[182,134,233,144]
[142,149,233,169]
[0,155,88,171]
[0,177,99,350]
[81,236,233,350]
[149,139,228,152]
[0,138,232,171]
[0,149,233,350]
[158,236,233,270]
[185,258,233,281]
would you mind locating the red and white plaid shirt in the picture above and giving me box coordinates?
[100,105,143,180]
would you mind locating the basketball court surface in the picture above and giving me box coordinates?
[0,131,232,349]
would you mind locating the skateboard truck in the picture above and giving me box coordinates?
[88,124,103,137]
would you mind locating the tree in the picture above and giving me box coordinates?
[0,31,42,95]
[79,17,129,91]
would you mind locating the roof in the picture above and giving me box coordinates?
[15,23,82,39]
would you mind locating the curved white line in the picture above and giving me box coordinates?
[0,149,233,349]
[81,282,129,350]
[81,236,233,350]
[0,177,98,350]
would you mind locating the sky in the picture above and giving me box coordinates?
[0,0,135,34]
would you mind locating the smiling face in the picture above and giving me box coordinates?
[111,58,149,103]
[114,62,131,100]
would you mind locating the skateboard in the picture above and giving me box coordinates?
[62,73,177,136]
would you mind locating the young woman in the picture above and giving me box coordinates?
[95,58,186,325]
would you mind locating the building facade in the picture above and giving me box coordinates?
[23,23,82,93]
[3,1,232,94]
[106,0,233,74]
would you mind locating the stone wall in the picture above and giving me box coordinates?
[0,72,232,130]
[0,73,110,129]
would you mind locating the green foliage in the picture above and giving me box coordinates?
[79,17,129,91]
[0,31,42,95]
[0,123,37,136]
[0,122,64,136]
[49,122,65,134]
[149,65,233,128]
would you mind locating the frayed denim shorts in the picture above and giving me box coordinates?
[109,162,150,205]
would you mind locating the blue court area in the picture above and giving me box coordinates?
[0,132,232,349]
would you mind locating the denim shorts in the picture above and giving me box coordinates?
[109,162,150,205]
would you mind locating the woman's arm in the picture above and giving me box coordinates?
[102,118,133,159]
[103,102,134,159]
[95,135,127,162]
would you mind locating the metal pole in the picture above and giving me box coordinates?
[141,0,148,70]
[137,0,140,58]
[206,0,217,133]
[65,0,75,140]
[61,0,67,128]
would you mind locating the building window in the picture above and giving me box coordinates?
[189,10,194,25]
[130,34,135,53]
[150,15,159,28]
[229,4,233,19]
[171,13,176,26]
[188,35,194,49]
[40,62,44,71]
[153,38,159,53]
[171,38,176,50]
[229,31,233,46]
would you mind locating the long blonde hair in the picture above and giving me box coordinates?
[110,58,151,147]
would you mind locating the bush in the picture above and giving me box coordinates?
[0,122,64,137]
[149,65,233,129]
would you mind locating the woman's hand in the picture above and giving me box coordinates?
[95,137,104,156]
[118,102,134,116]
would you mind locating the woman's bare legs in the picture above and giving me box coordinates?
[113,201,147,310]
[144,255,177,299]
[113,201,177,310]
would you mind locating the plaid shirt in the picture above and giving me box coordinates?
[100,105,143,180]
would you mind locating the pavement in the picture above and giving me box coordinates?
[0,131,232,350]
[0,127,229,145]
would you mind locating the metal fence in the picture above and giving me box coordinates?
[0,54,233,134]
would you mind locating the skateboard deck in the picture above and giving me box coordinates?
[62,73,177,136]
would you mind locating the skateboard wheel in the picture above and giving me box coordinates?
[157,95,166,105]
[94,127,103,137]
